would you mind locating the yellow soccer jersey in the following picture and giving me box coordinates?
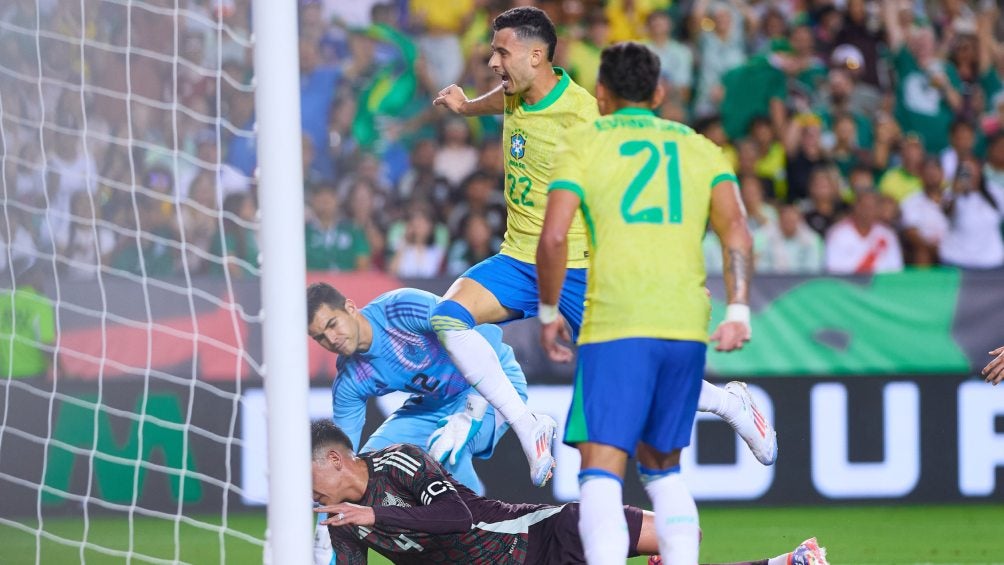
[549,108,738,345]
[501,67,598,268]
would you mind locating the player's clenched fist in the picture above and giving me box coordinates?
[433,84,467,114]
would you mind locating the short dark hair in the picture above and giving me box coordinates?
[598,42,661,103]
[307,282,347,325]
[311,419,354,459]
[493,7,558,62]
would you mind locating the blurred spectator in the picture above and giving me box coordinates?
[825,191,904,274]
[746,117,786,198]
[564,11,609,95]
[55,191,116,281]
[804,166,848,237]
[0,211,39,276]
[347,179,387,270]
[300,38,341,181]
[940,157,1004,269]
[644,11,692,118]
[829,113,873,180]
[941,119,978,183]
[305,182,370,272]
[787,23,828,98]
[754,203,824,274]
[878,133,924,202]
[410,0,473,88]
[982,131,1004,189]
[605,0,670,43]
[447,213,500,277]
[815,66,878,147]
[110,193,178,278]
[691,0,749,118]
[179,172,220,274]
[784,113,829,203]
[178,129,249,203]
[224,86,257,178]
[884,3,961,154]
[398,138,452,205]
[433,118,479,189]
[833,0,885,88]
[900,157,949,266]
[387,199,450,258]
[739,174,776,231]
[208,192,258,279]
[446,171,506,240]
[388,204,445,278]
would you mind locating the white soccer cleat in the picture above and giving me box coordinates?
[724,381,778,466]
[526,413,557,487]
[789,537,828,565]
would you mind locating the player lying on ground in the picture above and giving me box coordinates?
[984,344,1004,385]
[430,7,776,490]
[536,41,756,564]
[310,419,828,565]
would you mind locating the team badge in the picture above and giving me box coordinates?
[510,131,526,160]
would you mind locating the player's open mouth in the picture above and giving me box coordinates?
[500,73,510,88]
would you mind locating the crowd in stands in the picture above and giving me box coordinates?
[3,0,1004,283]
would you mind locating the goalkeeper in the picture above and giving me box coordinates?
[306,282,530,495]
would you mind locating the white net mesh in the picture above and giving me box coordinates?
[0,0,266,562]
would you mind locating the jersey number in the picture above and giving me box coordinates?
[409,373,439,393]
[506,173,534,207]
[393,533,423,551]
[619,140,682,224]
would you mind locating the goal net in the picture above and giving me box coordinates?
[0,0,276,562]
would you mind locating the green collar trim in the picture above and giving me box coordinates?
[522,67,570,112]
[612,107,656,116]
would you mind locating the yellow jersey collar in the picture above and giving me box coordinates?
[612,107,656,117]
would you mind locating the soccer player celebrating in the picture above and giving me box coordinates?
[310,419,828,565]
[432,6,776,490]
[536,42,755,564]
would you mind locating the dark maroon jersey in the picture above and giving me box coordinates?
[328,444,564,564]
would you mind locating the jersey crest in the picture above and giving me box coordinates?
[509,130,526,160]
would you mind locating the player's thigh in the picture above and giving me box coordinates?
[639,340,706,456]
[451,254,537,324]
[557,267,588,340]
[362,396,445,452]
[564,339,663,457]
[525,504,646,564]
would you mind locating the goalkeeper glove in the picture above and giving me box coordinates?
[427,394,489,466]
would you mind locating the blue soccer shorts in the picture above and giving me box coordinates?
[461,253,588,340]
[564,338,706,457]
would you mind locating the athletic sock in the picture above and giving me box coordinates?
[431,301,534,449]
[696,380,738,418]
[766,556,789,565]
[641,466,699,565]
[578,470,628,565]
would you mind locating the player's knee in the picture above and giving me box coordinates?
[431,300,476,335]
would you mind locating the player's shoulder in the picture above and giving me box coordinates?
[364,288,437,316]
[365,443,436,477]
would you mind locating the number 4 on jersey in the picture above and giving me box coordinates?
[619,140,683,224]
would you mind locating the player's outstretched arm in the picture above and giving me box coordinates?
[709,179,754,352]
[536,189,580,363]
[433,84,505,116]
[984,346,1004,385]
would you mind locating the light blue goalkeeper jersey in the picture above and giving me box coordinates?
[331,288,527,451]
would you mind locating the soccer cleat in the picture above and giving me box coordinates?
[789,537,828,565]
[724,381,778,465]
[527,413,557,487]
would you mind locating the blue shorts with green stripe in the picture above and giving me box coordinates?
[564,338,705,456]
[461,253,588,341]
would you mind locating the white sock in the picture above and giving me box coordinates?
[578,473,629,564]
[696,380,738,418]
[643,471,699,565]
[767,555,790,565]
[438,329,534,442]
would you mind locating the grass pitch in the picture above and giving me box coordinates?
[1,504,1001,564]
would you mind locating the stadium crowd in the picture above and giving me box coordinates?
[4,0,1004,281]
